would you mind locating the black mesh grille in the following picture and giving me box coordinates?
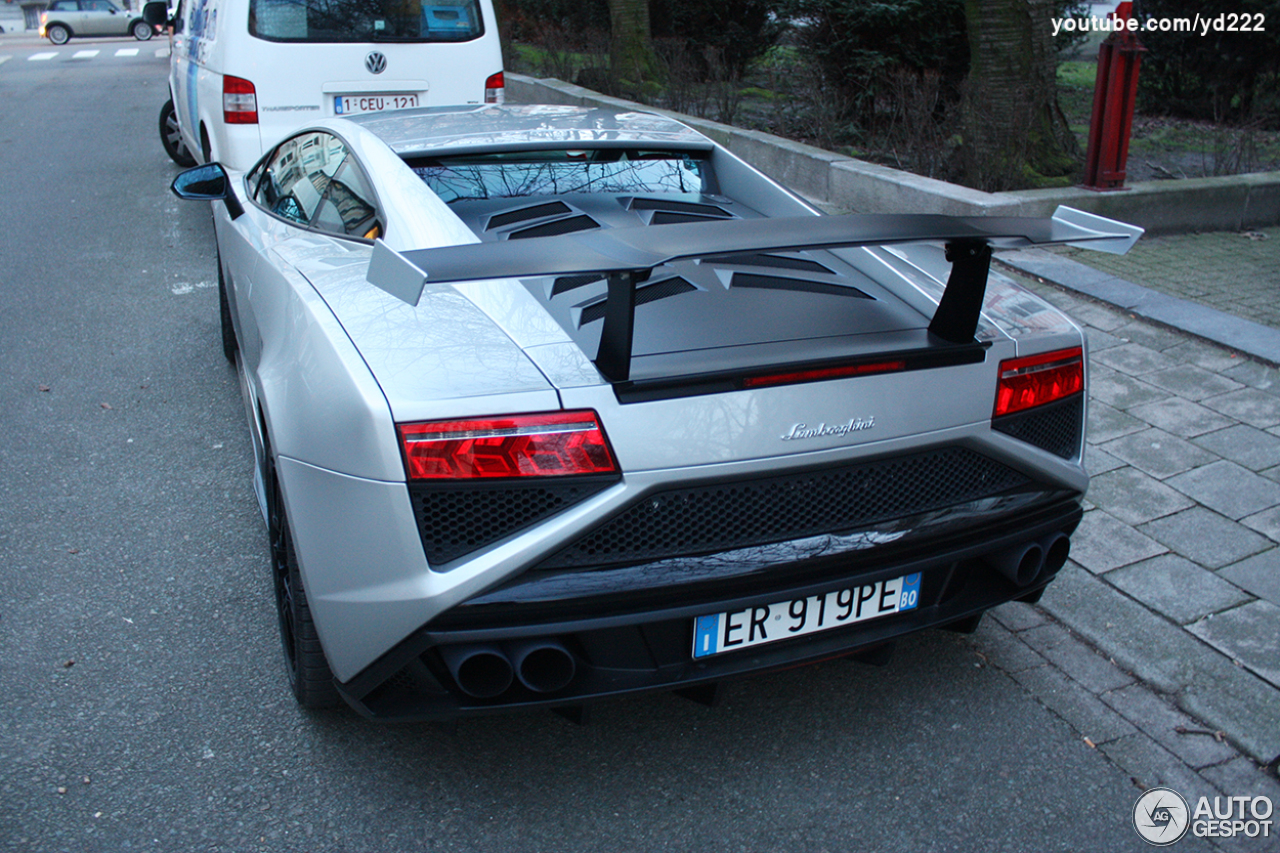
[537,447,1028,570]
[486,201,572,230]
[509,214,600,240]
[650,211,730,225]
[732,272,871,300]
[579,277,697,324]
[630,198,731,217]
[411,477,616,566]
[993,395,1083,459]
[711,253,834,275]
[551,274,605,297]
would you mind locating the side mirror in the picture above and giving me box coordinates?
[171,163,245,219]
[142,1,168,26]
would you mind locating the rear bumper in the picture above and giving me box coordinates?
[335,495,1082,721]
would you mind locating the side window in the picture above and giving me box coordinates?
[251,131,380,239]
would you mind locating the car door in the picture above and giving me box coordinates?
[79,0,120,35]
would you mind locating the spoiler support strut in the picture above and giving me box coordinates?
[367,206,1143,385]
[930,241,994,345]
[598,270,644,382]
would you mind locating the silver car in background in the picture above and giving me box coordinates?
[40,0,154,44]
[170,105,1141,721]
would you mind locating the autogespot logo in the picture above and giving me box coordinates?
[1134,787,1190,846]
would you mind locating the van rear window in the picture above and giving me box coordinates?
[249,0,483,43]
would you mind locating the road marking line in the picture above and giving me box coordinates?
[28,52,59,61]
[155,47,170,58]
[73,49,100,58]
[0,56,10,67]
[115,48,139,56]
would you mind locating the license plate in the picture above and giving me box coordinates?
[333,93,421,116]
[691,573,921,659]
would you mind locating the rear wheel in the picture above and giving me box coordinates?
[131,19,152,40]
[269,469,340,710]
[47,24,70,44]
[159,99,196,167]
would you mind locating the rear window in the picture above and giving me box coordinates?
[249,0,483,43]
[405,149,711,203]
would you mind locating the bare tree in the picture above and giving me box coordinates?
[962,0,1078,190]
[607,0,659,90]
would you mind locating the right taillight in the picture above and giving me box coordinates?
[484,71,505,104]
[223,75,258,124]
[994,347,1083,417]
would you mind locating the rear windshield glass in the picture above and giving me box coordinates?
[405,150,711,203]
[250,0,483,43]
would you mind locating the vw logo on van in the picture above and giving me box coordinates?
[365,52,388,74]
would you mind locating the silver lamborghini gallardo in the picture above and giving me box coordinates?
[171,104,1141,720]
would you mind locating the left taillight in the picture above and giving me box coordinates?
[993,347,1084,418]
[484,71,505,104]
[223,75,258,124]
[398,410,617,480]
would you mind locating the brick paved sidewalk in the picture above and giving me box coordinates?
[996,270,1280,777]
[1053,226,1280,330]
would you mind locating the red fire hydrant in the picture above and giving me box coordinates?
[1082,2,1145,190]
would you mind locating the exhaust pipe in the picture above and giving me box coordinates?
[439,644,514,699]
[1039,532,1070,577]
[508,639,576,694]
[986,541,1044,587]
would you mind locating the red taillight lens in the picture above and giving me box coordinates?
[484,71,505,104]
[223,75,258,124]
[398,411,617,480]
[994,347,1084,417]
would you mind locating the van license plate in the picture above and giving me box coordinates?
[691,573,921,659]
[334,93,421,116]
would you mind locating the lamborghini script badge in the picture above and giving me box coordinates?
[780,417,875,441]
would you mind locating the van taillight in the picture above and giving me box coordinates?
[223,76,258,124]
[993,347,1083,417]
[484,71,504,104]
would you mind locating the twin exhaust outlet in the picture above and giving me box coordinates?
[440,639,577,699]
[438,533,1069,699]
[985,532,1071,588]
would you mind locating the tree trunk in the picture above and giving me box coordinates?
[607,0,658,91]
[962,0,1078,190]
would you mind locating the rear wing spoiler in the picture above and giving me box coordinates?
[368,205,1141,382]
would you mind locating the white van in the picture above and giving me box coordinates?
[150,0,503,170]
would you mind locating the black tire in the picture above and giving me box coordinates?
[217,257,237,363]
[47,23,70,44]
[269,470,341,710]
[159,99,196,167]
[131,19,153,40]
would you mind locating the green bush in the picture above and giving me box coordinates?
[778,0,970,129]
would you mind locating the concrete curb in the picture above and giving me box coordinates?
[507,73,1280,236]
[998,249,1280,367]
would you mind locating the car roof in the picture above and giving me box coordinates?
[342,104,714,157]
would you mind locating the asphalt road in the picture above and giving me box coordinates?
[0,42,1212,852]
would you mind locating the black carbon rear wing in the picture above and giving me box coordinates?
[368,205,1141,382]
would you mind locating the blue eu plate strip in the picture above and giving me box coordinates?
[900,573,921,610]
[693,614,720,659]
